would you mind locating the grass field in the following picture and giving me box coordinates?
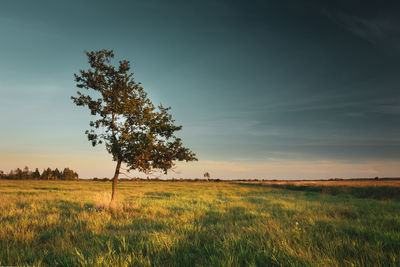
[235,180,400,201]
[1,180,399,266]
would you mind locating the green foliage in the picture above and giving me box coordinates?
[2,167,78,180]
[52,168,61,180]
[72,50,197,174]
[0,180,400,266]
[32,168,41,179]
[62,168,79,180]
[40,168,54,180]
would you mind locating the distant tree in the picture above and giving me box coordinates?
[53,168,62,180]
[8,169,15,179]
[14,168,23,180]
[32,168,41,179]
[41,168,48,180]
[60,168,79,180]
[41,168,54,180]
[62,168,74,180]
[22,166,30,179]
[72,49,197,203]
[204,172,210,181]
[0,167,78,180]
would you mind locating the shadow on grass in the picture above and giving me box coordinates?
[237,183,400,201]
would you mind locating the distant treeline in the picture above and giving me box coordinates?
[91,177,225,182]
[0,166,79,180]
[91,177,400,182]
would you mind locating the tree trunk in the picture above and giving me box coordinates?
[110,159,122,204]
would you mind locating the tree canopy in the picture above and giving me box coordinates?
[72,49,197,202]
[0,166,78,180]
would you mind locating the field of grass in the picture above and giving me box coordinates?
[1,180,400,266]
[236,180,400,201]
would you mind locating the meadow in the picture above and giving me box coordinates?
[0,180,399,266]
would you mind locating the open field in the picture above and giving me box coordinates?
[235,180,400,201]
[236,179,400,187]
[1,180,400,266]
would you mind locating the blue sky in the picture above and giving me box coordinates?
[1,0,400,179]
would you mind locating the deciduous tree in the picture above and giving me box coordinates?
[204,172,210,181]
[72,49,197,203]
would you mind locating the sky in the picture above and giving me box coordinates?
[1,0,400,179]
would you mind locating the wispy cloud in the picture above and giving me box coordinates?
[324,10,400,53]
[370,100,400,115]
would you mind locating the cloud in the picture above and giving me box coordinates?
[371,103,400,115]
[324,10,400,53]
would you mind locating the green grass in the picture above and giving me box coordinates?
[0,180,399,266]
[259,182,400,201]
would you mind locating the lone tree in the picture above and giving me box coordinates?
[72,49,197,203]
[203,172,210,181]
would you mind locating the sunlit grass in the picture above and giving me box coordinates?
[0,180,399,266]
